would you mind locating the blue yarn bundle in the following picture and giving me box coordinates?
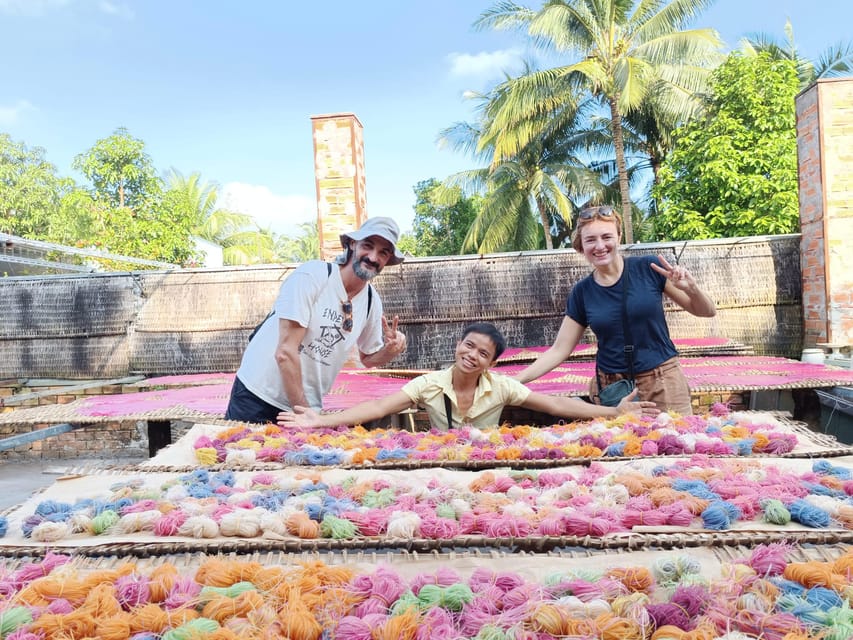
[788,499,831,528]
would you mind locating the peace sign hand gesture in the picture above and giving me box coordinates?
[381,315,407,358]
[650,254,697,293]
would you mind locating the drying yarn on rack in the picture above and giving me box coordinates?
[191,407,798,467]
[9,456,853,543]
[2,544,853,639]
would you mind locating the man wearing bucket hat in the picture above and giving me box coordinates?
[225,216,407,424]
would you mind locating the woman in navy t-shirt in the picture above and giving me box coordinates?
[515,206,716,414]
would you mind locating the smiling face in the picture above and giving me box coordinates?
[578,218,622,269]
[454,332,498,375]
[350,235,395,281]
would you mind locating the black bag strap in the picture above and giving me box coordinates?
[443,393,454,430]
[248,262,373,342]
[596,257,636,390]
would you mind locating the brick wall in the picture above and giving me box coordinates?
[0,421,147,461]
[796,78,853,347]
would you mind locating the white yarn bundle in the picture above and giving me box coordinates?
[178,515,220,538]
[219,508,264,537]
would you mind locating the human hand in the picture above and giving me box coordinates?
[277,405,322,428]
[616,388,660,417]
[651,254,697,293]
[381,315,407,358]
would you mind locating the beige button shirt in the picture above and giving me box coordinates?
[401,366,531,430]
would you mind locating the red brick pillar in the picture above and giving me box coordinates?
[795,79,853,347]
[310,113,368,261]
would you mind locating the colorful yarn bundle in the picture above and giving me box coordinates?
[192,409,798,467]
[12,456,853,544]
[2,545,853,639]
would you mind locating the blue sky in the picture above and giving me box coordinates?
[2,0,851,238]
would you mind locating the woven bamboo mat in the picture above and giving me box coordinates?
[132,412,853,473]
[4,460,853,558]
[3,541,844,575]
[3,356,852,426]
[497,338,755,364]
[1,528,852,560]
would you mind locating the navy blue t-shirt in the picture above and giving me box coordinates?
[566,255,677,374]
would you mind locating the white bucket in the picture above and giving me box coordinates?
[801,348,826,365]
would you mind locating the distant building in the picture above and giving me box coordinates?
[192,236,224,268]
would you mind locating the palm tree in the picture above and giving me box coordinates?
[164,170,275,265]
[475,0,722,243]
[276,221,320,263]
[440,81,605,253]
[742,20,853,89]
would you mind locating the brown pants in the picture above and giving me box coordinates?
[590,357,692,415]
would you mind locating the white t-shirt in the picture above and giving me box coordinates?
[236,261,384,410]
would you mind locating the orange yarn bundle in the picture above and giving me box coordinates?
[129,603,200,634]
[372,609,419,640]
[607,566,654,593]
[195,558,263,587]
[286,511,321,538]
[29,609,97,638]
[593,611,644,640]
[249,566,287,592]
[147,563,180,602]
[530,603,573,635]
[350,448,380,464]
[468,472,497,493]
[202,590,265,623]
[783,560,847,591]
[833,551,853,576]
[495,445,523,460]
[16,574,92,607]
[79,582,123,619]
[651,623,717,639]
[277,587,322,640]
[95,612,133,640]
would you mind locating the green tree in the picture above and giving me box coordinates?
[73,127,161,211]
[440,79,605,253]
[163,169,277,265]
[652,52,800,239]
[743,20,853,89]
[276,221,320,263]
[476,0,721,243]
[71,129,195,264]
[0,133,65,237]
[407,179,481,256]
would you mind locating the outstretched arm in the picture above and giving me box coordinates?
[652,254,716,318]
[277,390,414,428]
[274,319,309,408]
[521,388,659,419]
[514,316,585,383]
[361,315,407,367]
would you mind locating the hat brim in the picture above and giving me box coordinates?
[340,231,404,265]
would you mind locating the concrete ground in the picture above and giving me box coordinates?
[0,457,143,512]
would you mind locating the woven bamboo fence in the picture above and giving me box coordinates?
[0,235,801,378]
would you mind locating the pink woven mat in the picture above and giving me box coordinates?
[72,356,853,419]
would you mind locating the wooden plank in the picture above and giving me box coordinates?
[0,423,81,451]
[0,376,144,407]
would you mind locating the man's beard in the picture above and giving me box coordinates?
[353,257,381,281]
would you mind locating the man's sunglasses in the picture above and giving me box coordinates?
[578,205,615,220]
[341,300,353,332]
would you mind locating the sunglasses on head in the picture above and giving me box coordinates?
[341,300,353,332]
[578,205,615,220]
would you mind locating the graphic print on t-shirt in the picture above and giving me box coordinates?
[299,303,348,365]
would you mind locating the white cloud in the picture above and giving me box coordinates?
[0,0,69,15]
[446,48,524,80]
[0,0,131,17]
[0,100,33,126]
[98,0,132,18]
[217,182,315,237]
